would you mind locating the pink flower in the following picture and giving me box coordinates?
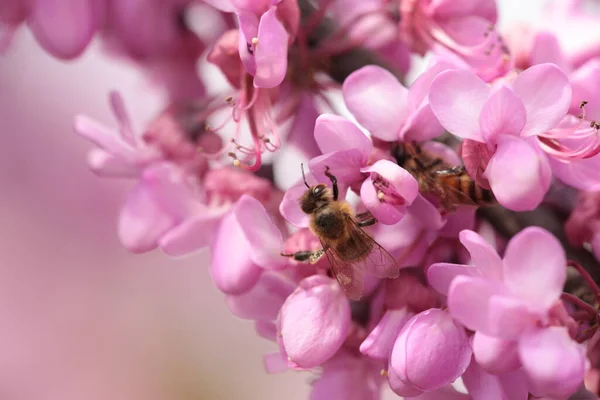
[399,0,511,81]
[210,194,286,294]
[566,191,600,261]
[279,275,351,368]
[389,308,473,393]
[428,227,587,398]
[0,0,103,59]
[461,359,529,400]
[429,63,573,211]
[342,60,457,142]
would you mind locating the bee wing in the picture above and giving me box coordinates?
[319,238,365,301]
[431,169,479,207]
[345,218,400,279]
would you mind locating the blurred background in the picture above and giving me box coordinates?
[0,1,574,399]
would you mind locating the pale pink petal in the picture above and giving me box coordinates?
[280,276,351,368]
[313,114,372,158]
[400,103,445,141]
[74,115,135,160]
[234,195,286,269]
[571,59,600,121]
[408,59,458,111]
[286,95,321,158]
[530,32,570,72]
[230,0,271,13]
[202,0,235,12]
[226,273,295,321]
[255,320,277,341]
[237,11,258,75]
[487,295,540,339]
[360,179,405,225]
[263,352,289,374]
[503,227,566,308]
[360,309,413,360]
[409,386,472,400]
[462,360,529,400]
[407,194,445,231]
[550,154,600,191]
[390,309,472,391]
[479,86,526,142]
[279,173,317,228]
[519,327,587,399]
[210,210,262,295]
[429,70,490,141]
[429,0,497,21]
[472,332,520,374]
[28,0,97,59]
[447,275,510,335]
[254,7,288,88]
[427,263,481,296]
[512,63,572,137]
[485,135,551,211]
[158,207,229,256]
[86,149,140,178]
[459,230,503,280]
[343,65,408,141]
[118,181,176,253]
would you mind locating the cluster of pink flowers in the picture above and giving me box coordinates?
[6,0,600,398]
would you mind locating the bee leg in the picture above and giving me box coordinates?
[357,217,377,227]
[355,211,373,220]
[281,249,326,264]
[324,166,339,201]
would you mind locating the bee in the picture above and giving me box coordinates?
[393,141,496,212]
[281,165,399,300]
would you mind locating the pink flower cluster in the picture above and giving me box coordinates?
[8,0,600,398]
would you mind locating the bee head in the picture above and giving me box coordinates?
[300,184,331,214]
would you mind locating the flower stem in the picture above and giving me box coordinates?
[561,292,597,318]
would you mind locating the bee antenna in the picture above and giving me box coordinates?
[301,163,309,188]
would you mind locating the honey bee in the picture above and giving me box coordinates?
[281,165,399,301]
[393,141,496,212]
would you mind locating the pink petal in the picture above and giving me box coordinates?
[158,206,229,256]
[571,59,600,121]
[118,180,176,253]
[360,309,413,360]
[254,7,288,88]
[202,0,235,12]
[309,150,366,186]
[472,332,520,374]
[519,327,587,399]
[530,32,570,72]
[408,59,457,111]
[263,352,289,374]
[502,227,566,309]
[409,386,472,400]
[429,70,490,141]
[407,194,445,231]
[484,135,551,211]
[234,195,286,269]
[343,65,408,141]
[28,0,97,59]
[487,295,539,339]
[400,103,445,141]
[361,160,419,204]
[237,11,258,75]
[479,86,526,142]
[429,0,497,21]
[313,114,372,158]
[360,179,403,225]
[390,309,472,391]
[447,275,510,335]
[86,149,140,178]
[255,320,277,341]
[280,276,351,368]
[427,263,481,296]
[462,360,529,400]
[550,153,600,191]
[286,95,321,158]
[388,364,424,397]
[73,115,135,160]
[226,273,295,321]
[209,210,262,295]
[279,177,314,228]
[512,63,572,137]
[459,230,503,280]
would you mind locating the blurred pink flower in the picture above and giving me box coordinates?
[566,191,600,261]
[429,63,573,211]
[399,0,511,81]
[428,227,587,398]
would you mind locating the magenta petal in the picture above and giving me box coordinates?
[485,135,550,211]
[234,195,286,269]
[427,263,481,296]
[28,0,96,59]
[502,227,566,309]
[388,364,424,397]
[254,7,288,88]
[429,70,490,141]
[479,86,526,141]
[390,309,472,391]
[343,65,408,141]
[237,11,259,75]
[519,327,587,399]
[314,114,372,158]
[360,309,413,360]
[210,210,262,295]
[361,160,419,204]
[512,63,572,137]
[447,275,509,335]
[459,230,503,280]
[280,276,351,368]
[473,332,520,374]
[226,273,295,321]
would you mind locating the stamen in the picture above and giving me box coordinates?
[380,369,388,377]
[251,37,259,46]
